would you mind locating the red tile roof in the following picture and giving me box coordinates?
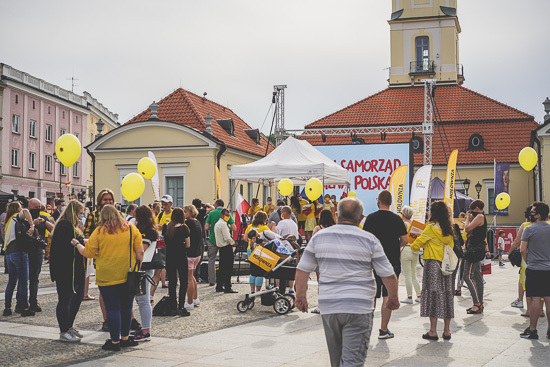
[303,85,538,165]
[126,88,273,156]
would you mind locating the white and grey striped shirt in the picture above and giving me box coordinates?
[297,223,395,315]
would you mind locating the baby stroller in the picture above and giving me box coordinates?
[237,239,303,315]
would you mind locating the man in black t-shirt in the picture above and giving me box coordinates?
[364,190,408,340]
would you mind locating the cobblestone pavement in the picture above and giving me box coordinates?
[0,262,320,366]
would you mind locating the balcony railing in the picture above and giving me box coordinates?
[409,60,435,75]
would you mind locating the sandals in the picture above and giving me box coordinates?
[443,333,451,340]
[422,332,438,341]
[454,290,461,296]
[467,303,484,314]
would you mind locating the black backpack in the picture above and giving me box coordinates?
[153,296,171,316]
[509,249,522,267]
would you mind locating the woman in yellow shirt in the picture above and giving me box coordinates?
[263,197,275,216]
[247,198,261,218]
[243,211,270,292]
[74,205,143,351]
[411,201,455,341]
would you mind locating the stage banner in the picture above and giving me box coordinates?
[389,165,408,214]
[443,150,458,210]
[410,165,432,224]
[315,143,410,215]
[148,151,160,201]
[494,162,510,216]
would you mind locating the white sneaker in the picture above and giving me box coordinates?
[184,302,194,311]
[401,298,413,304]
[60,332,81,343]
[511,299,524,308]
[193,298,200,307]
[68,327,83,338]
[415,297,421,303]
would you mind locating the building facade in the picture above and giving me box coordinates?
[89,88,275,209]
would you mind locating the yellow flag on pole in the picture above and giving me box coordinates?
[443,149,458,210]
[389,164,408,214]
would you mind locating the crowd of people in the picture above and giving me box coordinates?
[1,188,549,363]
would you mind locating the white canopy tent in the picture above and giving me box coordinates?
[229,136,350,186]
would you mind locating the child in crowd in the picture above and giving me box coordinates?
[498,230,506,267]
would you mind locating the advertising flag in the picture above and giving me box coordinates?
[233,194,250,240]
[148,151,160,201]
[443,150,458,210]
[410,165,432,223]
[494,162,510,216]
[389,165,408,214]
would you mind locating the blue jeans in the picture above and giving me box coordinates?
[5,251,29,309]
[99,283,134,342]
[28,250,44,307]
[135,269,153,329]
[56,276,85,333]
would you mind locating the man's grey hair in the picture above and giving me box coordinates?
[337,198,363,223]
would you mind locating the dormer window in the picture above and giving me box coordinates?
[467,134,486,151]
[244,129,261,145]
[216,119,234,136]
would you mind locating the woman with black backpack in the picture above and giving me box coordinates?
[463,200,489,314]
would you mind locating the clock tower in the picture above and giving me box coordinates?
[388,0,464,87]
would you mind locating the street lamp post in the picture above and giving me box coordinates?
[53,153,63,199]
[463,178,471,196]
[475,181,482,199]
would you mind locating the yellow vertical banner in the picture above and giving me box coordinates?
[443,149,458,210]
[215,166,222,199]
[389,164,408,214]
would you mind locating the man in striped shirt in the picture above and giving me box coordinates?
[295,197,399,367]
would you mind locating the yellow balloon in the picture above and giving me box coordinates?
[348,191,357,197]
[518,147,537,171]
[121,173,145,202]
[55,134,81,167]
[305,178,323,201]
[495,192,511,210]
[277,179,294,196]
[137,157,157,179]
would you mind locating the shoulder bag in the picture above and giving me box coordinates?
[420,233,458,276]
[126,226,148,296]
[141,239,166,270]
[464,238,486,263]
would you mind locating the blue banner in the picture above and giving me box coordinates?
[494,162,510,216]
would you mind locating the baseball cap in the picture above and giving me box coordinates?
[161,194,173,203]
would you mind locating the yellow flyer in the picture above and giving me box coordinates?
[408,220,426,244]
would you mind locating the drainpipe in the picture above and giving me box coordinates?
[86,147,96,211]
[531,130,543,201]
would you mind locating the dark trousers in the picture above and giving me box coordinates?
[167,257,188,310]
[28,250,44,307]
[98,283,134,342]
[216,245,234,291]
[56,276,84,333]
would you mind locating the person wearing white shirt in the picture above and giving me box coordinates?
[125,204,137,226]
[497,230,506,267]
[214,209,237,293]
[276,206,300,238]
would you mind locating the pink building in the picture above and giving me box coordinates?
[0,64,88,206]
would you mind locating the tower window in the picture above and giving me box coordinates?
[467,134,486,151]
[415,36,430,72]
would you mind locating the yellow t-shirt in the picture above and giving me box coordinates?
[263,204,275,216]
[245,224,270,250]
[248,205,261,217]
[410,223,454,262]
[296,199,308,222]
[156,210,172,226]
[40,211,51,238]
[83,224,143,286]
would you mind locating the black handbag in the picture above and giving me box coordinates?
[464,238,486,263]
[126,227,147,296]
[141,239,166,270]
[509,248,522,267]
[452,225,464,259]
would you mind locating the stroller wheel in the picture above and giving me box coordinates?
[273,297,291,315]
[248,301,255,310]
[284,293,295,309]
[237,301,249,313]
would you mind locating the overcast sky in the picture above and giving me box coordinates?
[1,0,549,134]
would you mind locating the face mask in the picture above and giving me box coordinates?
[29,208,41,219]
[60,205,66,211]
[267,201,272,205]
[78,213,84,221]
[529,214,536,223]
[223,216,230,221]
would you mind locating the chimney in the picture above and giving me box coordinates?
[204,113,213,135]
[543,97,550,123]
[149,101,159,120]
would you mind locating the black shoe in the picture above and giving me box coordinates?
[130,318,141,331]
[178,308,191,317]
[209,283,215,286]
[422,332,438,341]
[30,303,42,312]
[224,289,238,294]
[21,308,35,317]
[120,336,138,347]
[3,308,12,316]
[101,339,121,351]
[520,327,539,339]
[161,284,169,289]
[14,305,23,314]
[169,308,180,316]
[215,288,225,292]
[101,321,110,332]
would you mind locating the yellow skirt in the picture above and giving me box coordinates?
[305,217,317,232]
